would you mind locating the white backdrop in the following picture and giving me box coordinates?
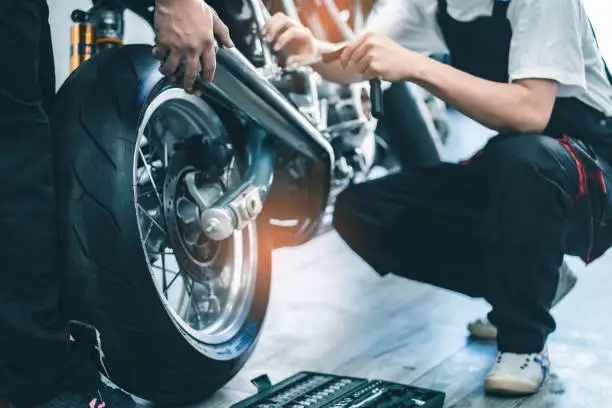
[584,0,612,62]
[48,0,611,89]
[49,1,155,90]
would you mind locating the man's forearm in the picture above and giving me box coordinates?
[409,56,557,134]
[311,40,365,84]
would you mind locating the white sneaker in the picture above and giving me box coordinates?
[484,346,550,396]
[468,261,577,340]
[467,317,498,340]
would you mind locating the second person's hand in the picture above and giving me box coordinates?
[335,32,425,82]
[263,13,319,65]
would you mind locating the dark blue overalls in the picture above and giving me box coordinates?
[334,0,612,354]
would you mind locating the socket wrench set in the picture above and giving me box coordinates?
[231,372,445,408]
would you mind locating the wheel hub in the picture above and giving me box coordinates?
[163,151,226,282]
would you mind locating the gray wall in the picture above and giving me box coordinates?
[48,1,155,89]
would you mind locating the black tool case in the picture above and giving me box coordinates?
[231,371,446,408]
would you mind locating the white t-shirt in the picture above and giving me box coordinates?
[365,0,612,116]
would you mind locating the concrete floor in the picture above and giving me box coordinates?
[192,112,612,408]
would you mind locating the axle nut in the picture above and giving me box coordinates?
[201,208,234,241]
[205,218,220,234]
[246,196,263,217]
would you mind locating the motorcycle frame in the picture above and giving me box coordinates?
[71,0,335,247]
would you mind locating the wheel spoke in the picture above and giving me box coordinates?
[137,204,166,234]
[137,189,154,198]
[143,217,155,244]
[163,137,169,167]
[161,253,168,296]
[151,118,172,168]
[147,138,160,162]
[138,147,163,207]
[182,276,203,324]
[141,124,163,163]
[189,282,203,324]
[149,249,175,256]
[151,263,180,276]
[183,275,194,296]
[163,267,183,293]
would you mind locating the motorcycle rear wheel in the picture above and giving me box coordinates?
[52,45,271,405]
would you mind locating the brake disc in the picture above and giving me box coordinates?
[163,150,228,282]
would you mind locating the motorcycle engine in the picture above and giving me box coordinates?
[121,0,379,195]
[270,69,377,193]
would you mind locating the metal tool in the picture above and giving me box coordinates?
[369,78,384,119]
[282,55,325,73]
[347,387,386,408]
[281,42,385,120]
[282,43,349,74]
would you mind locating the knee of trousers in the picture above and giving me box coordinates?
[333,184,362,241]
[480,134,580,248]
[332,181,383,249]
[484,134,580,196]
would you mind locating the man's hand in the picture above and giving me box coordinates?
[336,32,425,82]
[263,13,318,65]
[153,0,234,92]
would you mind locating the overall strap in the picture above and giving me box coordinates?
[437,0,510,19]
[588,20,612,86]
[492,0,511,18]
[437,0,448,13]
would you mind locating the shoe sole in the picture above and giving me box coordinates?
[467,324,497,340]
[484,378,541,396]
[486,354,551,397]
[485,368,550,397]
[469,261,577,340]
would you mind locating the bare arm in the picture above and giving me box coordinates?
[412,57,558,133]
[339,33,559,134]
[266,12,559,134]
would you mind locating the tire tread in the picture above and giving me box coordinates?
[52,46,270,404]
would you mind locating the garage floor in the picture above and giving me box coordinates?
[193,112,612,408]
[1,108,607,408]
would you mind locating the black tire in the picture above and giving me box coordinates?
[52,45,271,405]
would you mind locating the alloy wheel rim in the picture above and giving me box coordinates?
[133,88,258,345]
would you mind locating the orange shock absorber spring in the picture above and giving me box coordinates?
[70,10,95,72]
[95,36,123,53]
[94,8,125,53]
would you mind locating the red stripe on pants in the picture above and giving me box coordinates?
[558,135,588,202]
